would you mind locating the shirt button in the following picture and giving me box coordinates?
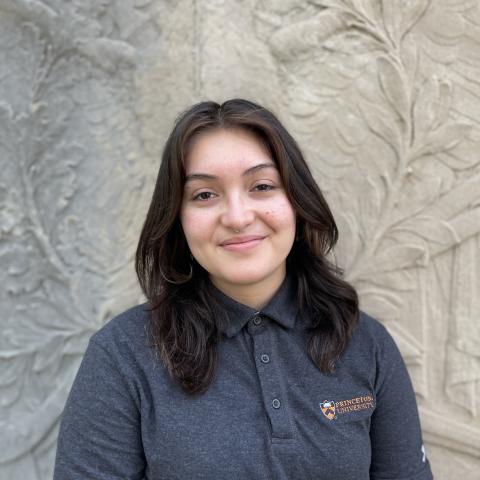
[272,398,281,409]
[253,316,262,326]
[261,354,270,363]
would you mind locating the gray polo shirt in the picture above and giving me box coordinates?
[54,275,433,479]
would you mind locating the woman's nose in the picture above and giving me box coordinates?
[220,195,255,231]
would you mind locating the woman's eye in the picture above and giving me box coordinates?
[253,183,275,192]
[193,191,216,201]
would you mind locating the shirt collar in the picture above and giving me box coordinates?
[210,274,299,338]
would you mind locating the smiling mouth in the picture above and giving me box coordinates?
[220,236,265,251]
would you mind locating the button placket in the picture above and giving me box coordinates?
[249,322,294,441]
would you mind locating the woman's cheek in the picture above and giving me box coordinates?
[181,209,214,244]
[263,200,296,227]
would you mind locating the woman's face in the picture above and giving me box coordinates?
[180,127,296,300]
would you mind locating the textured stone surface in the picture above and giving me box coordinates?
[0,1,479,478]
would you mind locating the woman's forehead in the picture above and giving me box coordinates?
[184,127,275,175]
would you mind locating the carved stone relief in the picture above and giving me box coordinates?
[0,1,479,479]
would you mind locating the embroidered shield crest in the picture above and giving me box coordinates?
[319,400,336,420]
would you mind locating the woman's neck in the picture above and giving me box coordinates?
[210,267,286,310]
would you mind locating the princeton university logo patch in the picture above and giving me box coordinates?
[319,395,375,420]
[319,400,336,420]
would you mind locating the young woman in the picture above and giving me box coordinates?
[54,99,433,479]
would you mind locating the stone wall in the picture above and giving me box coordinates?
[0,1,479,478]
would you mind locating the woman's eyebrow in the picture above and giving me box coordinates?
[184,173,216,183]
[185,162,276,183]
[243,162,276,176]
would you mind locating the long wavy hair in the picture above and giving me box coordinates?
[136,99,358,395]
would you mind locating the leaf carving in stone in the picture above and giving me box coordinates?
[377,55,411,123]
[0,0,137,73]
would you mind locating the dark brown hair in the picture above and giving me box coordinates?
[136,99,358,394]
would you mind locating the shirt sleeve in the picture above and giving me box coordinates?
[369,324,433,480]
[53,337,146,480]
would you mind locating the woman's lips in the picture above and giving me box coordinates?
[220,236,265,251]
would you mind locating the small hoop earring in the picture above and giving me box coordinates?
[160,264,193,284]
